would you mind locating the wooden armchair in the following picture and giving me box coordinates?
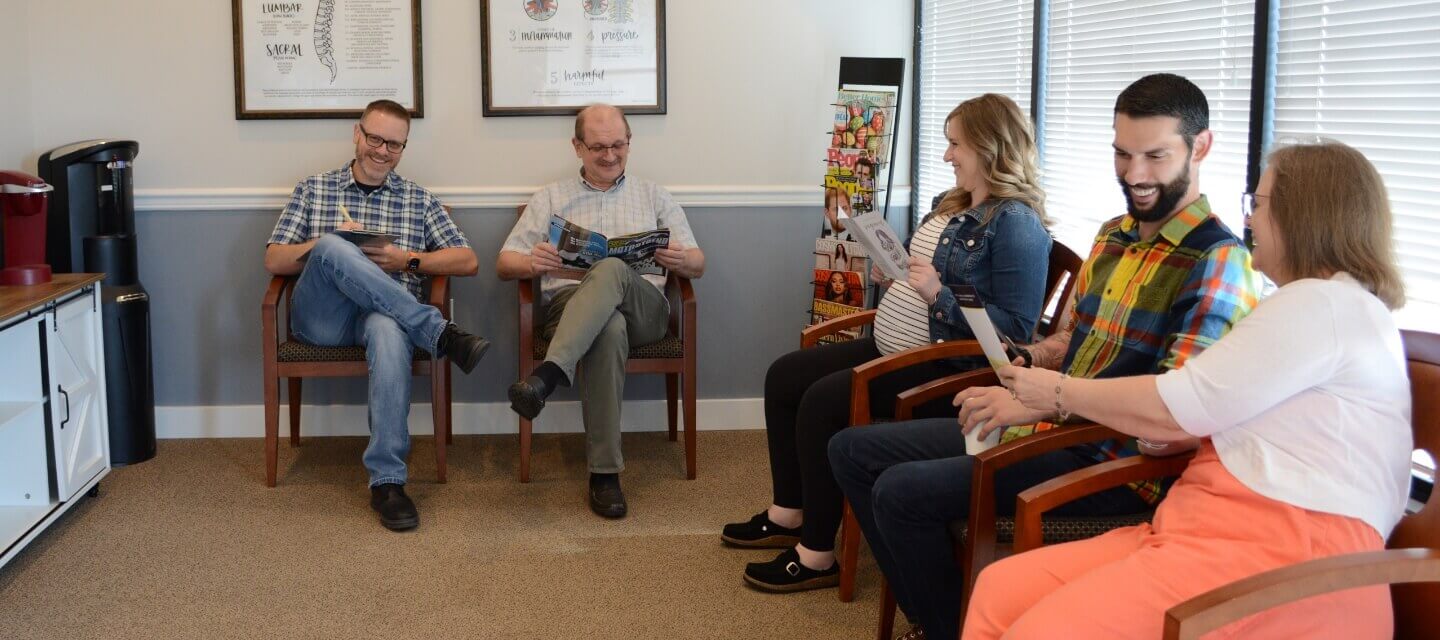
[1007,329,1440,640]
[799,241,1085,603]
[514,205,698,483]
[260,274,453,487]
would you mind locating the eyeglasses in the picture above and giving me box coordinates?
[580,140,630,155]
[358,123,407,153]
[1240,191,1269,226]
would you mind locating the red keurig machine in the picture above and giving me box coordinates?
[0,170,56,285]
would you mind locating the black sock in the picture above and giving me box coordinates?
[532,361,571,387]
[589,472,619,488]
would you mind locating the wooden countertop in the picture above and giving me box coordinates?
[0,274,105,325]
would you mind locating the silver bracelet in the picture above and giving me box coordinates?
[1054,373,1071,422]
[1137,438,1169,452]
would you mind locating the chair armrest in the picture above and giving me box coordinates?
[261,276,291,351]
[962,422,1130,594]
[894,369,999,421]
[665,274,696,337]
[801,310,877,348]
[518,277,536,361]
[427,275,450,319]
[1163,548,1440,640]
[1012,452,1195,552]
[848,340,988,426]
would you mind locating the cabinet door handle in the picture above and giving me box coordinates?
[58,385,70,430]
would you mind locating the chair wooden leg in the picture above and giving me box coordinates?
[876,579,897,640]
[433,366,448,484]
[444,365,454,445]
[287,377,302,446]
[519,416,533,483]
[839,501,861,602]
[665,373,679,442]
[264,373,280,487]
[683,368,697,480]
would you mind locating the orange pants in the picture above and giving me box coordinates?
[962,442,1391,640]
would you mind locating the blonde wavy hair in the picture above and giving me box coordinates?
[925,93,1048,227]
[1266,140,1405,309]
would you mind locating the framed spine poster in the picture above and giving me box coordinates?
[481,0,666,116]
[232,0,424,119]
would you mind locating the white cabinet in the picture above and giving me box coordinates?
[0,275,110,570]
[47,291,110,499]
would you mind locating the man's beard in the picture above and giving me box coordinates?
[1117,161,1192,223]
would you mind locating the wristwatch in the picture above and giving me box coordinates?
[406,251,421,272]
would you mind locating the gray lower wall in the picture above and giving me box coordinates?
[134,204,906,407]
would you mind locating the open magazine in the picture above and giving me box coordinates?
[549,215,670,278]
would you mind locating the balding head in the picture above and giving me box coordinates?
[574,104,631,143]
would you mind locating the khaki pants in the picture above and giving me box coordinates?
[543,258,669,473]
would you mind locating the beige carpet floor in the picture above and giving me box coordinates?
[0,430,889,639]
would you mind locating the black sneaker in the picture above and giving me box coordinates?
[436,324,490,374]
[369,483,419,531]
[588,474,628,519]
[743,548,839,593]
[721,512,802,548]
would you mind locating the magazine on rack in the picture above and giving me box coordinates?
[548,215,670,278]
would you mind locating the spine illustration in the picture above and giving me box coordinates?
[314,0,337,83]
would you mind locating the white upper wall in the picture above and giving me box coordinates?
[19,1,913,194]
[0,1,33,172]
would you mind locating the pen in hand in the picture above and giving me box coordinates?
[338,204,361,231]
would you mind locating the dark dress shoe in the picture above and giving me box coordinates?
[743,548,839,593]
[370,483,419,531]
[588,476,628,519]
[437,324,490,374]
[721,511,802,548]
[508,375,552,420]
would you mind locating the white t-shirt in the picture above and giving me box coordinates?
[1155,272,1413,538]
[874,212,952,355]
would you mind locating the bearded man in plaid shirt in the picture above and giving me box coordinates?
[827,74,1263,640]
[264,100,491,532]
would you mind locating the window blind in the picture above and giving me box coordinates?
[915,0,1034,222]
[1041,0,1254,254]
[1274,0,1440,324]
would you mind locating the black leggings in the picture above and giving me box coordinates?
[763,337,958,552]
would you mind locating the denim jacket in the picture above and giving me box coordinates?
[908,197,1052,352]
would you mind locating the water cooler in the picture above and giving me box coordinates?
[38,140,156,465]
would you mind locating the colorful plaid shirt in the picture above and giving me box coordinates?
[1000,196,1262,504]
[267,162,469,299]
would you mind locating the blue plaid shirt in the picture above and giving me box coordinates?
[268,162,469,299]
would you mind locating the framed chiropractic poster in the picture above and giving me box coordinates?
[481,0,667,116]
[232,0,424,119]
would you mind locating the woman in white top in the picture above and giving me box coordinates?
[964,140,1412,639]
[722,94,1054,593]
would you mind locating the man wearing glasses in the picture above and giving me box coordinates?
[264,99,490,532]
[497,104,705,518]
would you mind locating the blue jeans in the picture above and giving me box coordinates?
[827,419,1151,640]
[288,233,448,487]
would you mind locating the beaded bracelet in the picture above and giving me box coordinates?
[1054,373,1071,422]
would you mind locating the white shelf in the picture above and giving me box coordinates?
[0,400,45,430]
[0,504,57,555]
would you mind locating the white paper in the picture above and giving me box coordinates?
[845,212,908,282]
[964,420,1002,453]
[239,0,418,112]
[952,285,1012,371]
[486,0,661,109]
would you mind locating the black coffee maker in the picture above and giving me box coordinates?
[38,140,156,465]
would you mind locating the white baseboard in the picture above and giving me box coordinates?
[154,398,765,439]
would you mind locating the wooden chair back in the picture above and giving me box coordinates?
[1394,329,1440,635]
